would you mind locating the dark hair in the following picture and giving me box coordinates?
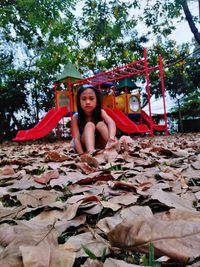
[76,84,102,132]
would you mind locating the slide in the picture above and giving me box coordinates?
[104,108,150,134]
[13,106,68,141]
[141,110,166,132]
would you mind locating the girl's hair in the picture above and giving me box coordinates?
[76,84,102,132]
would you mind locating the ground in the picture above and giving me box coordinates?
[0,133,200,267]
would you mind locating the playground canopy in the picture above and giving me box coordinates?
[56,62,82,82]
[116,77,138,90]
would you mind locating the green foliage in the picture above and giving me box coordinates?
[82,245,97,260]
[1,0,199,139]
[109,163,122,171]
[30,167,46,175]
[58,227,77,244]
[0,196,21,207]
[82,245,107,262]
[171,89,200,119]
[74,0,145,72]
[0,0,76,140]
[142,242,161,267]
[142,0,199,42]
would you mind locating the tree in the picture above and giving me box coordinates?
[142,0,200,44]
[0,0,199,140]
[0,0,76,139]
[171,89,200,119]
[74,0,148,73]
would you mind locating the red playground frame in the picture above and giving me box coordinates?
[13,48,168,141]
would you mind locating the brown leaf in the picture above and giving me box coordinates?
[0,134,200,267]
[97,206,153,234]
[0,165,15,175]
[50,172,88,187]
[0,223,16,246]
[77,162,97,174]
[0,206,26,221]
[151,189,195,211]
[172,149,189,158]
[0,223,58,267]
[16,189,62,207]
[109,193,138,206]
[108,215,200,263]
[108,181,137,192]
[44,151,69,162]
[100,201,121,212]
[20,245,76,267]
[34,169,60,184]
[80,154,99,168]
[156,171,177,181]
[20,244,51,267]
[78,173,114,185]
[191,161,200,170]
[157,208,200,221]
[63,195,100,220]
[60,231,109,258]
[104,258,143,267]
[150,146,173,157]
[82,258,103,267]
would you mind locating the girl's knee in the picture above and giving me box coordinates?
[96,121,107,130]
[96,121,109,141]
[85,121,95,130]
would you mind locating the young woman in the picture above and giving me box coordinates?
[71,84,117,155]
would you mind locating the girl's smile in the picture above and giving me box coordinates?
[80,88,97,112]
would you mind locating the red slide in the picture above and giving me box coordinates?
[141,110,167,132]
[104,108,150,134]
[13,106,68,141]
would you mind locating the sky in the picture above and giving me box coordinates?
[70,1,199,115]
[133,1,199,113]
[75,1,199,114]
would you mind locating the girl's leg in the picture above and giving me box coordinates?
[95,121,109,149]
[81,122,96,153]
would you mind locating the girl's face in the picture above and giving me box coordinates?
[80,88,97,113]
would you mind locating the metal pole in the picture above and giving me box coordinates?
[144,48,154,137]
[54,82,58,109]
[68,77,73,119]
[159,55,169,136]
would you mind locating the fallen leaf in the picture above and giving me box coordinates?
[0,165,15,175]
[104,258,144,267]
[44,151,69,162]
[34,169,60,184]
[108,216,200,263]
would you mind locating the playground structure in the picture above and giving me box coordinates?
[13,48,168,141]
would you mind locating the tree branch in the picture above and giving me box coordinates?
[182,0,200,44]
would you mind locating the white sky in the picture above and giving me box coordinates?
[75,1,199,113]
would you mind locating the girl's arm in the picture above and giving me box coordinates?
[101,109,116,140]
[71,114,84,155]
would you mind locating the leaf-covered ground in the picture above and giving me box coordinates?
[0,133,200,267]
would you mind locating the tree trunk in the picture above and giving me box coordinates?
[182,0,200,44]
[177,99,184,133]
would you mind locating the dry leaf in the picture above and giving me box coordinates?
[104,258,144,267]
[0,165,15,175]
[44,151,69,162]
[108,216,200,263]
[80,154,99,168]
[0,134,200,266]
[34,169,60,184]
